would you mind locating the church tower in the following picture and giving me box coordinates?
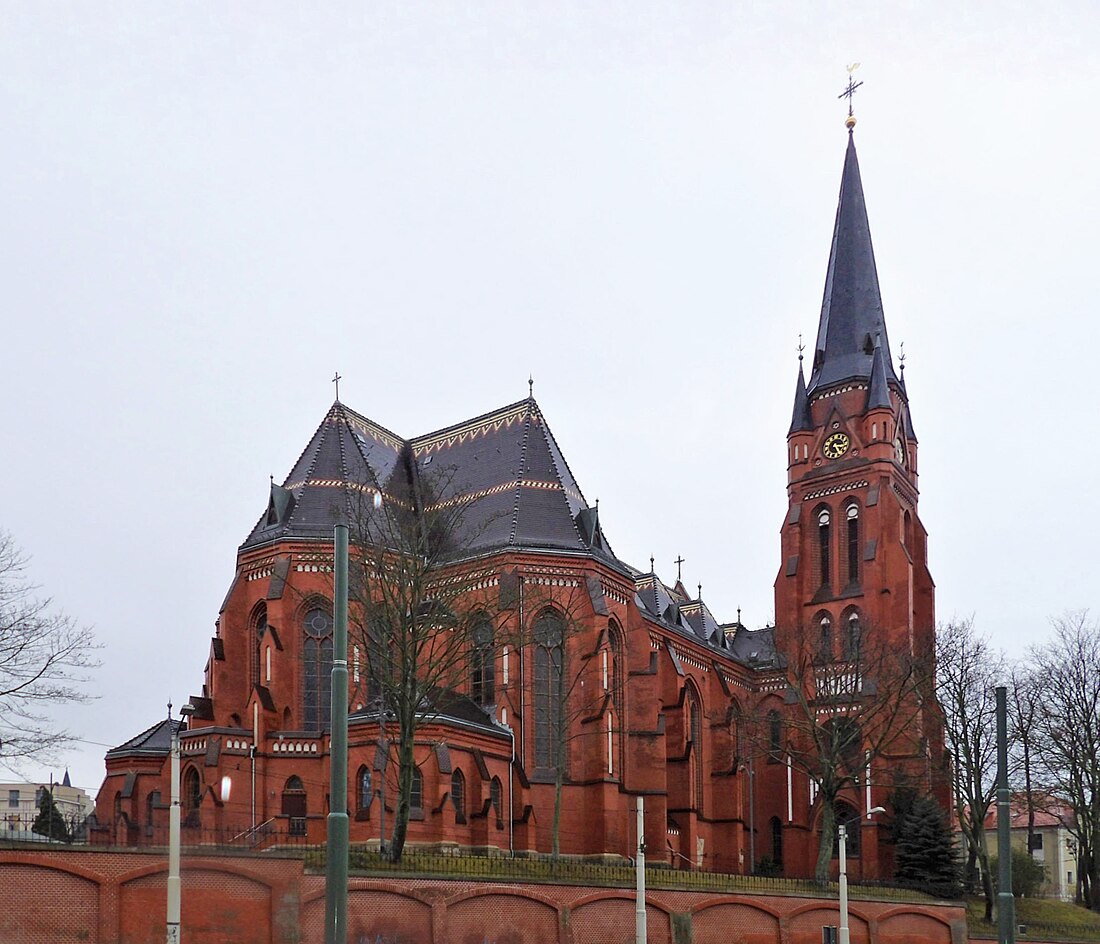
[774,126,934,687]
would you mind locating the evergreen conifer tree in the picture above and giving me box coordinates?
[32,789,70,842]
[895,795,962,898]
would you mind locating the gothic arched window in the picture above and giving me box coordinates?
[470,618,495,706]
[182,768,201,814]
[688,691,704,810]
[819,613,833,661]
[490,776,503,823]
[451,769,465,821]
[833,801,860,858]
[410,767,423,814]
[251,603,267,689]
[357,766,373,813]
[846,504,860,586]
[302,604,333,731]
[532,610,564,770]
[817,508,832,588]
[768,709,783,762]
[843,609,862,661]
[771,816,784,866]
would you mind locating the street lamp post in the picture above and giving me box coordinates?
[167,703,194,944]
[838,805,885,944]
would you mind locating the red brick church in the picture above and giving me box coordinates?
[94,126,943,881]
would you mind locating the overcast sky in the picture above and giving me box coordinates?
[2,2,1097,797]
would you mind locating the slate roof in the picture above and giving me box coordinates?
[106,718,182,758]
[242,397,621,569]
[808,132,901,397]
[348,687,504,737]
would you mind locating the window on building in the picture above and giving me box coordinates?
[844,610,861,661]
[7,789,18,808]
[451,769,465,821]
[490,777,503,823]
[903,510,913,549]
[183,768,201,814]
[846,504,860,586]
[302,605,334,731]
[251,602,267,689]
[533,611,564,770]
[818,508,832,588]
[357,766,373,812]
[470,618,495,706]
[771,816,784,866]
[282,776,307,836]
[768,709,783,762]
[689,691,704,810]
[1029,833,1044,851]
[410,768,423,814]
[819,614,833,660]
[833,802,860,858]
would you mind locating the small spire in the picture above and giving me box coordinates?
[649,554,655,574]
[839,63,862,131]
[697,582,702,599]
[166,699,172,720]
[737,606,742,624]
[528,374,534,399]
[332,371,342,401]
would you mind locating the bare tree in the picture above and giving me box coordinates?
[501,577,623,859]
[1030,611,1100,910]
[936,618,1003,920]
[0,530,98,768]
[345,459,509,862]
[749,616,934,881]
[1009,664,1042,861]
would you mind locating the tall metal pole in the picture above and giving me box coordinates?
[748,757,756,873]
[325,524,350,944]
[167,721,181,944]
[635,796,647,944]
[996,686,1016,944]
[838,824,850,944]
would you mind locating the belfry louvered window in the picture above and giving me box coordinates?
[846,504,860,586]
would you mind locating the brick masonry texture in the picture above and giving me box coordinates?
[0,847,967,943]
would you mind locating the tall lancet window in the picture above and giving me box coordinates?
[846,504,860,587]
[302,604,333,731]
[818,508,832,589]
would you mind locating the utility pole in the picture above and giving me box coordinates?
[635,797,647,944]
[996,686,1016,944]
[324,523,350,944]
[167,718,180,944]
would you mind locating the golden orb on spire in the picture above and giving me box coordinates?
[845,114,857,130]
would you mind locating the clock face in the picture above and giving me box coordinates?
[822,432,851,459]
[894,436,907,466]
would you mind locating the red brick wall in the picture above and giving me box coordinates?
[0,847,967,944]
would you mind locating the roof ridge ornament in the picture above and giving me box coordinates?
[332,371,342,402]
[839,62,862,131]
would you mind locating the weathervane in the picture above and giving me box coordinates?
[797,333,805,363]
[332,371,342,401]
[838,62,862,130]
[899,341,907,374]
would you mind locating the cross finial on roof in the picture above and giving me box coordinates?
[838,63,863,130]
[675,555,685,581]
[332,371,342,401]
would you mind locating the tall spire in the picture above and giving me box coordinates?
[866,332,891,411]
[808,132,899,397]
